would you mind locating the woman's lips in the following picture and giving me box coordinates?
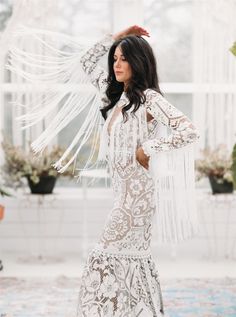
[115,71,123,75]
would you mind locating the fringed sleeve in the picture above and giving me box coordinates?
[6,27,114,173]
[80,34,114,95]
[142,90,200,244]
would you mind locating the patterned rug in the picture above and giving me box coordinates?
[0,277,236,317]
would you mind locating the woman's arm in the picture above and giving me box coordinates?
[80,34,114,92]
[137,90,200,169]
[143,90,199,154]
[80,25,149,92]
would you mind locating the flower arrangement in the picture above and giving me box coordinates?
[1,140,74,189]
[195,144,233,183]
[195,144,235,194]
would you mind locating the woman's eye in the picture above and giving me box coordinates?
[113,58,126,62]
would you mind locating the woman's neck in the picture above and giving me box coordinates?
[124,82,128,92]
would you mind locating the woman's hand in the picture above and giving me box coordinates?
[136,147,150,170]
[113,25,150,41]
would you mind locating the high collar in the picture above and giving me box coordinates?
[120,91,129,103]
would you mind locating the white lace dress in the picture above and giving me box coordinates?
[77,35,199,317]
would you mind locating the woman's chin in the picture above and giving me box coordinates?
[115,76,125,83]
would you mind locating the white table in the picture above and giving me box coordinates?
[79,168,110,258]
[17,192,65,263]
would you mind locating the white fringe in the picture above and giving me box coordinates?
[6,25,102,173]
[150,144,200,244]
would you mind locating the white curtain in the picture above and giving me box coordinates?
[0,0,58,149]
[193,0,236,151]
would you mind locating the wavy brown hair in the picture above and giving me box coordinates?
[101,35,162,120]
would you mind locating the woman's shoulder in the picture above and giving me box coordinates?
[143,88,162,101]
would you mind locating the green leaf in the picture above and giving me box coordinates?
[231,143,236,189]
[230,42,236,56]
[0,187,13,197]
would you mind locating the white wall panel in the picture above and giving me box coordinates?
[1,187,236,260]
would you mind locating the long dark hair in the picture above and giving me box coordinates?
[101,35,162,120]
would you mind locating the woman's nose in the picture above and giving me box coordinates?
[115,59,121,68]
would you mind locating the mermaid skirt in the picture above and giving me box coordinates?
[77,162,164,317]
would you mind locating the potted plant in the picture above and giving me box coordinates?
[230,42,236,56]
[0,189,4,270]
[1,140,74,194]
[195,144,234,194]
[232,144,236,190]
[230,45,236,187]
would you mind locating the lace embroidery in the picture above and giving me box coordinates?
[77,34,197,317]
[78,250,164,317]
[80,34,113,94]
[107,106,122,136]
[142,89,200,156]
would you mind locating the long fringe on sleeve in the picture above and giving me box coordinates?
[150,142,200,244]
[6,26,104,174]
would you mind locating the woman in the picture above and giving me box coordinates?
[76,25,199,317]
[7,23,199,316]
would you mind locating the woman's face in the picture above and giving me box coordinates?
[113,45,132,87]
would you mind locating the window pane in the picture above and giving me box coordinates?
[165,93,193,119]
[59,0,111,37]
[144,0,193,82]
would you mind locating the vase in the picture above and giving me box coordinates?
[27,175,57,194]
[208,176,234,194]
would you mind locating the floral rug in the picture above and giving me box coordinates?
[0,277,236,317]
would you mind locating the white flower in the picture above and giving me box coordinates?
[84,270,101,293]
[102,208,131,242]
[100,275,119,299]
[223,171,233,182]
[130,179,143,195]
